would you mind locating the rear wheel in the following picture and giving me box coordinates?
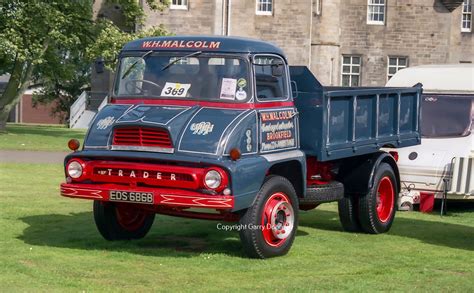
[338,194,362,232]
[358,163,397,234]
[93,201,155,240]
[239,175,298,259]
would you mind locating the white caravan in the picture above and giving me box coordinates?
[386,64,474,209]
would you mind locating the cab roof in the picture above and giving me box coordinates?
[122,35,286,59]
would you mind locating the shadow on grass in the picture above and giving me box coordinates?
[18,206,474,256]
[433,201,474,214]
[299,208,474,251]
[18,210,309,258]
[18,212,246,258]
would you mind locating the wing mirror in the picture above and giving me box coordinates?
[291,80,298,99]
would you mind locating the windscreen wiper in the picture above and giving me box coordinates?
[161,51,202,71]
[121,50,153,79]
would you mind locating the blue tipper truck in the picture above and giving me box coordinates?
[61,36,421,258]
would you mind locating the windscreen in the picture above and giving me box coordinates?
[114,53,251,102]
[421,95,473,138]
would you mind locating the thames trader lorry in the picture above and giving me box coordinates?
[61,36,422,258]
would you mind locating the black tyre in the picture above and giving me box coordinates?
[358,163,398,234]
[239,175,299,259]
[301,181,344,204]
[93,201,155,240]
[338,194,362,232]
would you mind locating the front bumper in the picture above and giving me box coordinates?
[60,183,234,209]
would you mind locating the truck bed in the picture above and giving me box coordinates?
[290,66,422,161]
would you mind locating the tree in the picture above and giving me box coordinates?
[34,20,168,122]
[86,20,168,70]
[32,48,93,123]
[0,0,169,131]
[0,0,94,130]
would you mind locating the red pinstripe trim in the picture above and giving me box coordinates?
[158,194,233,208]
[110,98,294,109]
[60,183,234,209]
[60,186,104,199]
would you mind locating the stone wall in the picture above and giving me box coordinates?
[143,0,219,35]
[99,0,473,87]
[229,0,312,66]
[338,0,473,86]
[448,3,474,63]
[310,0,342,85]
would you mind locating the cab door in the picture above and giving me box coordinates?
[253,55,299,154]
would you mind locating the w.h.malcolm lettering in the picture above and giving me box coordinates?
[142,40,221,49]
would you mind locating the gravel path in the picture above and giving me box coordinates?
[0,150,69,164]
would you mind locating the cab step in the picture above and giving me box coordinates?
[299,181,344,204]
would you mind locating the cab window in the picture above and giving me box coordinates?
[254,55,289,101]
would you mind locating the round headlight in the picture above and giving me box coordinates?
[204,170,222,189]
[67,161,83,179]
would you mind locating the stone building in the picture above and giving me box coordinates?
[137,0,473,87]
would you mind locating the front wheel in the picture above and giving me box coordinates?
[358,163,398,234]
[239,175,298,259]
[93,201,155,240]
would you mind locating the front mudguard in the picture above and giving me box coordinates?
[225,155,270,211]
[337,151,400,195]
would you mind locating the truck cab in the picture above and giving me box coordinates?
[61,36,422,258]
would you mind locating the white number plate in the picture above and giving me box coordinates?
[109,190,154,204]
[161,82,191,97]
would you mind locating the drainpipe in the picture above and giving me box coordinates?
[222,0,230,36]
[221,0,225,35]
[330,57,334,85]
[227,0,232,35]
[308,0,313,69]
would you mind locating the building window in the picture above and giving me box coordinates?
[367,0,386,25]
[387,57,408,80]
[170,0,188,10]
[315,0,322,15]
[462,0,472,32]
[341,56,361,86]
[256,0,273,15]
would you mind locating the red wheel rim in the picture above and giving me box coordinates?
[115,204,147,232]
[261,192,295,247]
[376,176,395,223]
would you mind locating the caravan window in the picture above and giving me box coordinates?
[421,95,473,138]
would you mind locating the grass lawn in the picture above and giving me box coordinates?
[1,163,473,291]
[0,124,86,152]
